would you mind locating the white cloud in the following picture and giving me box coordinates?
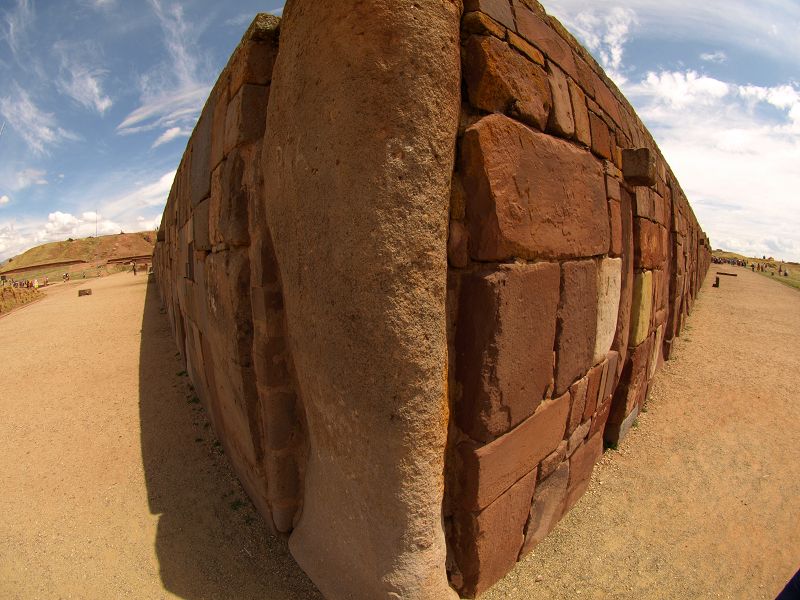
[568,7,637,84]
[1,0,33,61]
[151,125,191,148]
[0,86,78,154]
[0,195,9,206]
[269,6,284,17]
[700,50,727,63]
[54,41,113,115]
[117,0,210,143]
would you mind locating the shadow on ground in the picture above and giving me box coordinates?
[139,279,322,599]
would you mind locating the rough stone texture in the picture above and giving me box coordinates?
[462,114,610,261]
[568,78,591,147]
[261,2,461,598]
[547,62,575,138]
[457,394,570,511]
[564,433,604,513]
[452,471,537,598]
[595,257,622,364]
[463,35,552,131]
[623,147,657,186]
[464,0,516,30]
[520,461,569,556]
[630,270,654,346]
[455,263,560,442]
[556,260,598,396]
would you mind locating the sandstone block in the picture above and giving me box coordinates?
[555,260,598,396]
[606,173,621,202]
[224,83,270,154]
[512,1,577,77]
[520,461,569,556]
[564,432,603,513]
[462,11,506,39]
[567,420,591,456]
[635,187,655,220]
[609,199,622,256]
[210,77,230,171]
[455,263,560,442]
[569,78,591,147]
[189,104,212,208]
[622,147,656,186]
[567,376,588,435]
[448,221,470,268]
[464,0,515,30]
[462,114,610,261]
[458,392,569,511]
[193,198,211,252]
[507,31,545,65]
[589,396,612,439]
[589,111,613,160]
[604,350,621,400]
[453,471,537,598]
[594,257,622,364]
[463,35,552,131]
[635,218,666,269]
[539,440,567,481]
[630,270,653,346]
[582,360,605,422]
[547,62,575,138]
[229,39,278,97]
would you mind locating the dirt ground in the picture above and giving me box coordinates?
[0,268,797,599]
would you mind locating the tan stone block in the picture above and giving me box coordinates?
[630,270,653,346]
[462,114,609,261]
[462,11,506,39]
[229,40,278,97]
[507,31,544,65]
[569,78,591,147]
[589,111,613,160]
[453,471,537,598]
[457,393,568,511]
[547,62,575,138]
[512,0,577,77]
[520,461,568,556]
[567,376,588,435]
[464,0,515,29]
[463,35,552,131]
[594,257,622,364]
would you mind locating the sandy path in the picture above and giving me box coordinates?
[0,273,321,600]
[1,268,797,599]
[484,266,800,599]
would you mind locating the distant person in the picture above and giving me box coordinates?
[33,279,39,289]
[132,262,137,276]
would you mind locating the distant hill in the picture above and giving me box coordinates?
[0,232,155,277]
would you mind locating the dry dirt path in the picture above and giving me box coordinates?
[1,268,798,600]
[485,266,800,600]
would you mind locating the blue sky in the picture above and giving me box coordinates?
[1,1,799,262]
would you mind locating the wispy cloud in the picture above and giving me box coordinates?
[700,50,727,63]
[0,85,78,154]
[152,126,191,148]
[54,41,113,114]
[117,0,210,143]
[1,0,34,61]
[564,7,637,84]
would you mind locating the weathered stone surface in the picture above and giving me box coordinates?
[583,360,605,422]
[462,11,506,38]
[457,393,570,511]
[567,376,588,435]
[630,270,654,346]
[455,263,560,442]
[547,62,574,138]
[564,432,603,512]
[622,147,656,186]
[567,420,591,456]
[193,198,211,252]
[464,0,515,30]
[520,461,569,556]
[589,111,613,160]
[189,104,212,208]
[609,199,622,256]
[512,1,576,77]
[224,83,269,154]
[556,260,598,396]
[261,2,461,598]
[589,395,612,438]
[462,114,610,261]
[229,36,279,97]
[595,257,622,363]
[569,78,591,147]
[453,471,537,598]
[507,31,545,66]
[448,221,470,268]
[635,218,666,269]
[463,35,552,131]
[539,440,567,481]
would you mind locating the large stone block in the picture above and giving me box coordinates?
[609,199,622,256]
[193,198,211,252]
[229,35,279,97]
[564,432,603,513]
[630,270,653,347]
[556,260,598,396]
[569,78,591,147]
[189,103,213,208]
[547,62,574,138]
[520,461,569,556]
[457,393,569,511]
[455,262,560,442]
[594,257,622,364]
[452,471,537,598]
[622,147,656,186]
[463,35,552,132]
[511,1,577,77]
[224,83,270,154]
[589,111,613,160]
[464,0,515,30]
[635,218,666,269]
[461,114,610,261]
[582,360,605,422]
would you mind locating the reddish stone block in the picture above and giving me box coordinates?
[589,396,611,438]
[609,199,622,257]
[464,0,515,30]
[547,62,574,138]
[589,111,612,160]
[462,11,507,38]
[622,147,656,186]
[520,461,569,556]
[455,262,560,442]
[582,361,604,422]
[448,221,470,268]
[511,1,577,77]
[634,187,655,220]
[604,350,621,400]
[635,218,666,269]
[538,440,567,481]
[606,173,621,202]
[224,83,269,154]
[215,148,251,247]
[210,77,230,171]
[555,260,598,396]
[457,393,569,510]
[564,432,603,513]
[567,376,588,435]
[453,470,537,598]
[461,114,609,261]
[507,31,545,65]
[569,78,591,147]
[189,102,212,208]
[463,35,552,131]
[193,198,211,252]
[229,41,277,97]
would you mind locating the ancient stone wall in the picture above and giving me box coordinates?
[444,2,710,595]
[153,2,710,598]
